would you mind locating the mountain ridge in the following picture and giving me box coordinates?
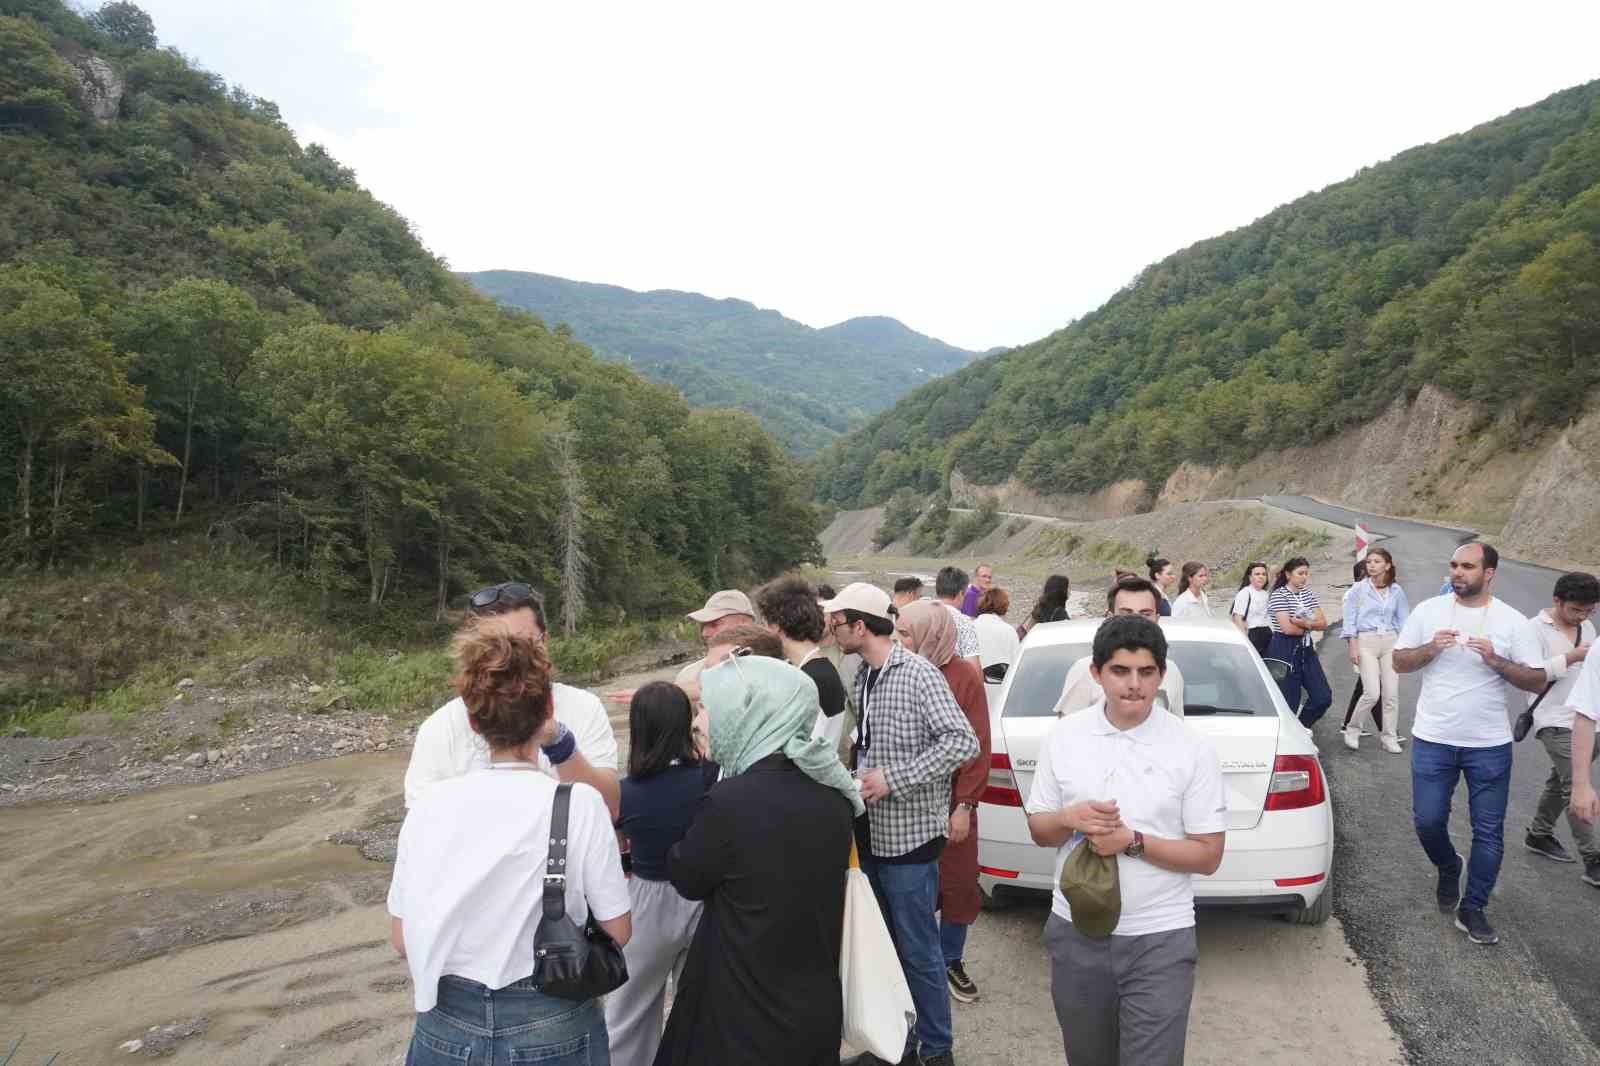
[463,269,978,454]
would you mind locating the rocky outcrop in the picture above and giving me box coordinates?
[1501,406,1600,571]
[67,52,123,122]
[949,469,1148,521]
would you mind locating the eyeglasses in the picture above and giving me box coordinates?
[469,581,533,614]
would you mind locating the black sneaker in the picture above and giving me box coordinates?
[946,960,979,1003]
[920,1055,955,1066]
[1454,906,1499,945]
[1525,833,1577,863]
[1584,860,1600,888]
[1436,851,1463,913]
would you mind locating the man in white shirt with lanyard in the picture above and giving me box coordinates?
[1393,543,1548,946]
[1521,573,1597,878]
[404,582,621,818]
[1026,615,1225,1066]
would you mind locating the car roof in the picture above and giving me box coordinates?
[1021,616,1251,649]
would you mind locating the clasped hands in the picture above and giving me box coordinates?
[1068,798,1135,857]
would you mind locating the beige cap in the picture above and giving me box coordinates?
[687,589,755,623]
[819,581,894,622]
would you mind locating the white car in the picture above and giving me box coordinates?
[977,617,1335,923]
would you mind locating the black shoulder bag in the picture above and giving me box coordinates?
[532,783,629,1000]
[1513,683,1557,743]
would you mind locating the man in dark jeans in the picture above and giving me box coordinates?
[825,582,978,1066]
[1394,543,1548,945]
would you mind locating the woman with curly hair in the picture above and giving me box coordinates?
[388,618,631,1065]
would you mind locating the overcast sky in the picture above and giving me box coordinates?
[132,1,1599,351]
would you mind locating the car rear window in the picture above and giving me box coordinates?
[1001,639,1279,718]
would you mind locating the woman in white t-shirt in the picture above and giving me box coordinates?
[1231,562,1273,656]
[387,622,632,1066]
[1171,562,1213,620]
[973,586,1022,673]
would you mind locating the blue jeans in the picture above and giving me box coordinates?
[1411,737,1513,911]
[941,917,968,964]
[1267,634,1333,727]
[864,858,954,1059]
[407,975,610,1066]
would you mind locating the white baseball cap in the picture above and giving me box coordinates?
[819,581,894,622]
[687,589,755,623]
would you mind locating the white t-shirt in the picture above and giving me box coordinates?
[387,768,630,1012]
[1566,654,1600,724]
[1054,655,1184,717]
[1231,587,1269,628]
[973,612,1021,670]
[1025,700,1226,935]
[1528,610,1596,732]
[403,684,619,807]
[1171,590,1211,619]
[1395,595,1545,748]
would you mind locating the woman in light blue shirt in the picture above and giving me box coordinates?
[1340,548,1410,753]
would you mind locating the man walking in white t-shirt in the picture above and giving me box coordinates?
[404,582,620,817]
[1521,573,1597,875]
[1393,543,1548,946]
[1026,615,1226,1066]
[1567,655,1600,888]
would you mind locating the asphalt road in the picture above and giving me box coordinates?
[1263,495,1600,1066]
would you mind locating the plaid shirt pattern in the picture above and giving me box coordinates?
[855,642,980,858]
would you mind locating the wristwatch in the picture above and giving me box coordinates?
[958,801,978,812]
[1124,830,1145,858]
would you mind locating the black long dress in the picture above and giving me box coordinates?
[653,753,855,1066]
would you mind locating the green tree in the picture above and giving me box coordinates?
[87,1,155,48]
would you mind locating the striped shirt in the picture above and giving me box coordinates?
[1267,586,1321,645]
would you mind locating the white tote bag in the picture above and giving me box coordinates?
[840,845,916,1059]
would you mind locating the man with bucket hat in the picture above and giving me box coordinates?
[1025,615,1226,1066]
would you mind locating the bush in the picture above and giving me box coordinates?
[908,497,951,555]
[873,488,920,550]
[942,497,1002,552]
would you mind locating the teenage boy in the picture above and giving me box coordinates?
[1522,573,1597,876]
[1393,543,1548,945]
[1026,615,1226,1066]
[826,581,978,1066]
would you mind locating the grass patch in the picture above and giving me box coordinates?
[1025,528,1084,560]
[1219,527,1335,587]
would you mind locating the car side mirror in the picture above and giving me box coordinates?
[1262,658,1292,684]
[983,662,1008,684]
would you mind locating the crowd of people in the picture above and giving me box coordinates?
[382,543,1600,1065]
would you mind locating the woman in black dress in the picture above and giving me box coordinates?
[654,653,862,1066]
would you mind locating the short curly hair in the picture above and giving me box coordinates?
[450,619,555,749]
[707,623,785,659]
[754,574,824,643]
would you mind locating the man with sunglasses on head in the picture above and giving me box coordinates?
[826,581,977,1066]
[403,582,621,818]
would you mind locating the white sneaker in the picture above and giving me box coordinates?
[1380,735,1403,754]
[1342,729,1360,751]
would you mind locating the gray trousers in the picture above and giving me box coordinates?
[1531,726,1600,862]
[1044,914,1196,1066]
[603,876,703,1066]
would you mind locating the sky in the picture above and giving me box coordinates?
[129,1,1600,352]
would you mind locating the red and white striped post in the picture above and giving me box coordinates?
[1354,523,1373,561]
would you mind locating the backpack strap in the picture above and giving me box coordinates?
[543,783,573,921]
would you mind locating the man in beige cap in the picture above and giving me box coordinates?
[675,589,756,694]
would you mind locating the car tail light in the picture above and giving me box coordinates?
[979,865,1020,879]
[1264,754,1325,811]
[983,752,1023,807]
[1274,873,1326,887]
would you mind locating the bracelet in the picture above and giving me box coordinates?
[958,801,978,812]
[541,723,577,766]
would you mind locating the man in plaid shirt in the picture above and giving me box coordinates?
[824,582,978,1066]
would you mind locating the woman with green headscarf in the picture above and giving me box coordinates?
[654,653,860,1066]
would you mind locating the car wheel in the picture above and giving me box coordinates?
[1290,863,1333,926]
[980,884,1014,912]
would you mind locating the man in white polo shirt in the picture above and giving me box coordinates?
[404,582,620,817]
[1026,615,1226,1066]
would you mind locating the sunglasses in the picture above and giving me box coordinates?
[469,581,534,614]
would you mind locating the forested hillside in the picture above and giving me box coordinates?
[817,80,1600,508]
[0,0,820,623]
[464,270,977,455]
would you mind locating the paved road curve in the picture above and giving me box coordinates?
[1263,495,1600,1066]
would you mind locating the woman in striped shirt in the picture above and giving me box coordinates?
[1266,557,1334,727]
